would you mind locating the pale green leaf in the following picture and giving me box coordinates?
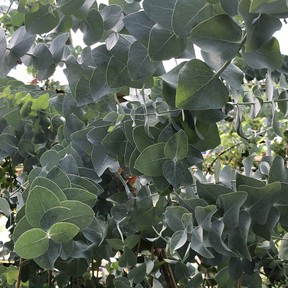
[61,200,94,230]
[32,44,54,70]
[148,24,187,61]
[14,228,49,259]
[128,263,146,284]
[170,230,187,252]
[143,0,176,30]
[0,27,7,59]
[26,186,61,227]
[49,222,79,243]
[31,93,49,110]
[128,41,160,80]
[191,14,242,60]
[101,4,123,30]
[25,5,60,34]
[63,187,97,208]
[164,130,188,160]
[8,26,35,58]
[59,0,85,15]
[123,11,155,47]
[0,198,10,216]
[40,207,71,230]
[242,37,282,70]
[134,143,166,177]
[172,0,213,38]
[82,9,104,46]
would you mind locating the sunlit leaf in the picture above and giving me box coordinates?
[176,59,229,110]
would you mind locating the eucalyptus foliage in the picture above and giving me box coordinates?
[0,0,288,287]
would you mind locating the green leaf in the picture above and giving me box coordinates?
[106,58,132,88]
[39,149,59,171]
[201,51,243,90]
[164,206,190,232]
[49,222,79,243]
[8,26,35,58]
[30,177,67,202]
[134,143,166,177]
[245,14,282,52]
[0,133,17,161]
[242,182,281,225]
[170,230,187,252]
[0,198,10,216]
[162,160,192,188]
[268,155,288,183]
[195,205,217,231]
[209,220,236,256]
[26,186,61,227]
[227,211,251,260]
[49,33,69,63]
[218,192,248,228]
[191,14,242,60]
[172,0,213,38]
[101,4,123,30]
[25,5,60,34]
[34,240,61,270]
[13,216,32,243]
[63,187,97,208]
[242,37,282,70]
[197,182,232,204]
[61,200,94,230]
[148,24,187,61]
[249,0,288,14]
[59,0,85,15]
[123,11,155,47]
[31,93,49,111]
[40,207,71,230]
[143,0,176,30]
[118,246,137,267]
[164,130,188,160]
[106,238,124,250]
[176,59,229,110]
[32,44,54,70]
[82,9,104,46]
[279,233,288,260]
[191,226,214,258]
[14,228,49,259]
[46,166,71,190]
[0,27,7,59]
[128,41,160,80]
[124,235,140,249]
[101,127,127,157]
[133,125,161,152]
[128,263,146,284]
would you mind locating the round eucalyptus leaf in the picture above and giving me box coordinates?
[14,228,49,259]
[48,222,79,243]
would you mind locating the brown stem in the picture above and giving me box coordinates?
[48,270,52,287]
[15,258,22,288]
[155,249,177,288]
[237,274,243,288]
